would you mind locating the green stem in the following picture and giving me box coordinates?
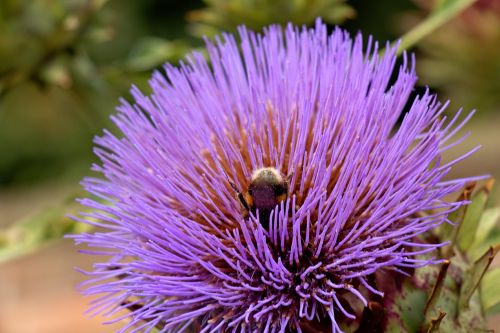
[396,0,479,55]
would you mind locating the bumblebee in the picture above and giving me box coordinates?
[231,167,291,228]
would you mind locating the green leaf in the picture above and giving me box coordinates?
[481,268,500,314]
[429,253,488,332]
[458,180,494,252]
[434,0,464,11]
[125,37,190,72]
[486,303,500,316]
[320,3,356,24]
[396,0,479,54]
[459,245,500,310]
[424,256,462,331]
[469,207,500,259]
[187,0,354,37]
[389,281,427,333]
[424,260,450,316]
[440,183,475,257]
[470,226,500,262]
[0,191,91,263]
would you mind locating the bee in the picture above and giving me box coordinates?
[230,167,291,229]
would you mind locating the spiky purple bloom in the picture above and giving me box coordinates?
[74,21,479,332]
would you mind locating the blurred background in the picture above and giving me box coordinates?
[0,0,499,332]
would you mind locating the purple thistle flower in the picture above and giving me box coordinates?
[73,20,480,333]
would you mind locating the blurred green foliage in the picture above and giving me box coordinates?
[0,0,194,186]
[187,0,354,37]
[0,189,91,263]
[411,0,500,113]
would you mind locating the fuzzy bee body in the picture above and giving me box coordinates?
[232,167,290,229]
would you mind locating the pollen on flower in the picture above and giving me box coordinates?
[72,19,481,333]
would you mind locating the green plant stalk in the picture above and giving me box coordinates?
[396,0,479,55]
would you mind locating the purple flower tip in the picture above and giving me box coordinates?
[73,20,479,333]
